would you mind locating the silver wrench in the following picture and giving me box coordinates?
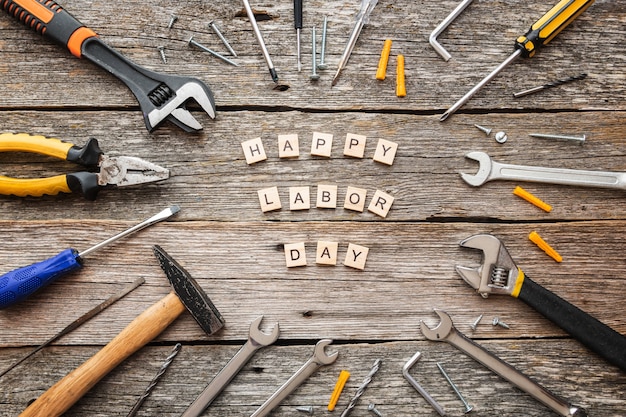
[250,339,338,417]
[182,316,280,417]
[420,310,587,417]
[461,151,626,190]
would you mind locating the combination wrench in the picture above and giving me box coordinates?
[182,316,280,417]
[250,339,338,417]
[420,309,586,417]
[461,151,626,190]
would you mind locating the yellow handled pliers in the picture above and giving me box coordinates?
[0,133,169,200]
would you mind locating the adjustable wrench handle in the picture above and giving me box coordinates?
[518,275,626,372]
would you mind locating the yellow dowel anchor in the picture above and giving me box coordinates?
[328,369,351,411]
[529,231,562,262]
[396,54,406,97]
[513,186,552,212]
[376,39,392,80]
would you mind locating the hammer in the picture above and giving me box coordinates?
[20,245,225,417]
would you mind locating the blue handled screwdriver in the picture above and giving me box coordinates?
[0,205,180,309]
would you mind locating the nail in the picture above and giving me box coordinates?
[209,21,238,57]
[310,27,320,81]
[528,133,586,144]
[318,16,328,70]
[188,36,239,67]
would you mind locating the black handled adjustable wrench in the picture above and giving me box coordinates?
[2,0,216,132]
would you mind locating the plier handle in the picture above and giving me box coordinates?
[0,133,169,200]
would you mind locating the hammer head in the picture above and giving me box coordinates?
[153,245,225,335]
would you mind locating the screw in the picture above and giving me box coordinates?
[318,16,328,70]
[528,133,586,144]
[310,26,320,81]
[295,406,314,414]
[167,14,178,29]
[470,314,483,331]
[495,131,508,144]
[368,403,383,417]
[188,36,239,67]
[437,363,473,414]
[492,317,510,329]
[473,124,492,136]
[208,21,237,57]
[156,46,167,64]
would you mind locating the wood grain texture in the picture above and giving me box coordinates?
[0,0,624,416]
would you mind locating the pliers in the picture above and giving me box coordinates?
[456,233,626,372]
[0,133,169,200]
[2,1,215,132]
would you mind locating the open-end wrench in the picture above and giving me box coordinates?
[182,316,280,417]
[420,310,587,417]
[2,1,215,132]
[461,151,626,190]
[456,234,626,372]
[250,339,338,417]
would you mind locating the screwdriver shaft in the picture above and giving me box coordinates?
[243,0,278,83]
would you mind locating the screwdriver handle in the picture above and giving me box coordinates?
[294,0,303,29]
[515,0,594,58]
[0,249,82,309]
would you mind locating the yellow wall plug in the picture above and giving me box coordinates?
[328,369,351,411]
[376,39,392,80]
[513,186,552,212]
[529,231,562,262]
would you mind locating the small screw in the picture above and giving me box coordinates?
[318,16,328,70]
[492,317,510,329]
[188,36,239,67]
[437,363,473,414]
[470,314,483,331]
[209,21,238,57]
[295,406,313,414]
[368,403,383,417]
[167,14,178,29]
[310,26,320,81]
[495,131,508,144]
[474,124,492,136]
[156,46,167,64]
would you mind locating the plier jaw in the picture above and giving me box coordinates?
[456,234,521,298]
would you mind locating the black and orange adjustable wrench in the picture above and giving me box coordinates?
[2,0,216,132]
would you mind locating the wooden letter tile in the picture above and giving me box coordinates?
[257,186,282,212]
[343,133,367,158]
[316,184,338,208]
[344,243,369,270]
[343,186,368,212]
[373,138,398,165]
[311,132,333,157]
[242,137,267,164]
[289,186,310,210]
[278,134,300,158]
[368,190,395,218]
[316,241,338,265]
[284,242,307,267]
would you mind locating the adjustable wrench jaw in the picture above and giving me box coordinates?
[456,234,521,298]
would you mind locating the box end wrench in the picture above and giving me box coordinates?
[250,339,338,417]
[461,151,626,190]
[420,309,587,417]
[182,316,280,417]
[456,234,626,372]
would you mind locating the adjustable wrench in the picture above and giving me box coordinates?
[420,310,587,417]
[456,234,626,372]
[182,316,280,417]
[250,339,338,417]
[2,1,215,132]
[461,151,626,190]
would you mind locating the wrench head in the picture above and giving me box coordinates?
[419,309,453,341]
[456,234,520,298]
[460,151,493,186]
[249,316,280,347]
[313,339,339,365]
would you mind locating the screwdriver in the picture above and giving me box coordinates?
[440,0,595,121]
[0,205,180,309]
[294,0,303,71]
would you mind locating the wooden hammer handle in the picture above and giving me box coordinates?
[20,291,186,417]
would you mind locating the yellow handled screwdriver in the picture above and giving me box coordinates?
[440,0,594,121]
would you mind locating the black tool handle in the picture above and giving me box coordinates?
[518,275,626,372]
[294,0,303,29]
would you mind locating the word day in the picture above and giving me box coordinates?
[285,241,370,270]
[241,132,398,165]
[258,185,395,218]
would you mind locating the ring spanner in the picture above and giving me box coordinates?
[250,339,338,417]
[2,1,216,132]
[462,151,626,190]
[421,309,587,417]
[456,234,626,372]
[182,316,280,417]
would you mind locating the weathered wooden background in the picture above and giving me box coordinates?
[0,0,624,416]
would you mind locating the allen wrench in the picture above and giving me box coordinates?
[402,351,447,416]
[429,0,474,61]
